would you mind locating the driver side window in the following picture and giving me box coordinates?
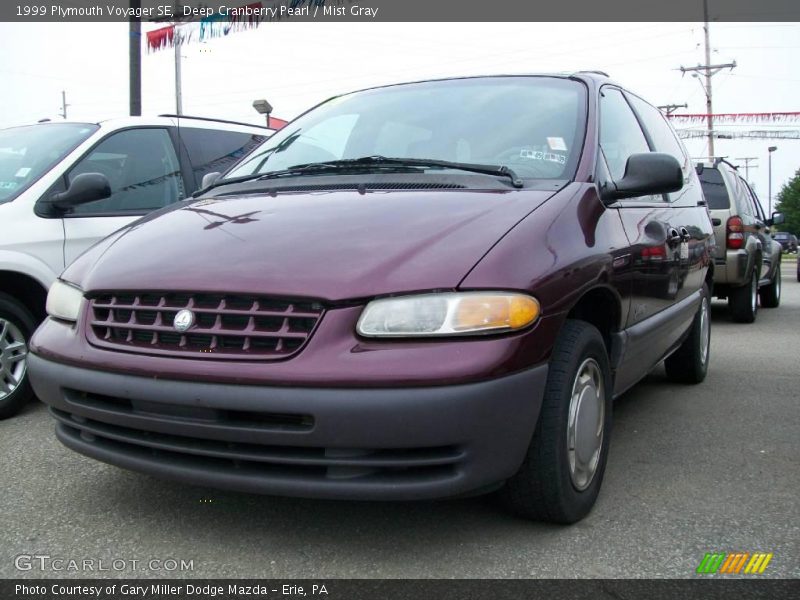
[67,128,184,215]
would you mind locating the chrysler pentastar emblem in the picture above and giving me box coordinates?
[173,309,195,332]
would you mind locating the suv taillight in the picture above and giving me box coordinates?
[727,216,744,250]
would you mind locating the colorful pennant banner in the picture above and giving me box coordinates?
[145,0,330,52]
[146,2,264,52]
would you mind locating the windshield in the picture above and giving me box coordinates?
[226,77,586,182]
[0,123,98,203]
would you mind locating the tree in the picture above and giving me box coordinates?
[774,167,800,236]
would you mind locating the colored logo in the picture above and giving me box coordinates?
[696,552,773,575]
[173,310,195,333]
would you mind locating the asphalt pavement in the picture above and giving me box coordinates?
[2,261,798,579]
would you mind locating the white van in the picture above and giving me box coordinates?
[0,115,270,417]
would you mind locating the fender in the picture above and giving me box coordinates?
[0,250,58,293]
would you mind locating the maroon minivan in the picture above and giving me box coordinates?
[29,73,715,523]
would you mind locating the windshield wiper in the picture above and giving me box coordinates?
[191,172,269,197]
[285,156,525,188]
[195,155,524,197]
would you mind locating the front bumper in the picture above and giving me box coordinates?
[29,353,547,501]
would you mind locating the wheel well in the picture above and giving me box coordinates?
[0,271,48,324]
[705,263,714,291]
[565,287,621,354]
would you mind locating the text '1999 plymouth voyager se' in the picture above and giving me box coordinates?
[29,73,715,523]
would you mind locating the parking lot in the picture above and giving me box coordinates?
[1,260,798,579]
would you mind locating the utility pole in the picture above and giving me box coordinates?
[679,0,736,162]
[175,35,183,115]
[129,0,142,116]
[735,157,758,181]
[59,91,69,119]
[173,1,184,115]
[657,103,688,116]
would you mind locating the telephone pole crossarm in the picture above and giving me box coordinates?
[658,103,688,116]
[679,61,737,77]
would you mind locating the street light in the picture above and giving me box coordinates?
[252,99,273,128]
[767,146,777,217]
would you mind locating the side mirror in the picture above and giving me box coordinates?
[601,153,683,204]
[201,172,221,189]
[48,173,111,211]
[768,212,785,226]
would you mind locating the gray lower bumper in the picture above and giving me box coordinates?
[29,353,547,501]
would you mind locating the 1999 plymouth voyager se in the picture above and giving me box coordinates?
[28,73,715,523]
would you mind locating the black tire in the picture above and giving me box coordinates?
[665,284,711,384]
[729,269,758,323]
[0,293,36,419]
[760,264,781,308]
[497,320,612,524]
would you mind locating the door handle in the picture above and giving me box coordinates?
[667,228,682,246]
[679,226,691,241]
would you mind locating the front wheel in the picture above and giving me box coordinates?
[497,320,612,524]
[0,293,36,419]
[760,265,781,308]
[665,284,711,384]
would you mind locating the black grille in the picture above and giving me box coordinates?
[87,292,323,360]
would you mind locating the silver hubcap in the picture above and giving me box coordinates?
[775,270,781,297]
[0,318,28,400]
[699,296,710,366]
[750,273,757,313]
[567,358,605,491]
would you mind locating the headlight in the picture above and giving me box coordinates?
[46,279,85,322]
[357,292,540,337]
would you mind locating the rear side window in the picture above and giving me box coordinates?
[179,128,266,182]
[698,168,730,210]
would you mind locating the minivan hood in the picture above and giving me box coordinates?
[71,189,557,301]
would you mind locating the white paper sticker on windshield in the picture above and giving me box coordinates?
[15,167,31,178]
[519,148,567,165]
[547,137,567,152]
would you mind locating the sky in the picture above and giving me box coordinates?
[1,21,798,211]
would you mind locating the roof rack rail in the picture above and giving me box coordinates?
[158,114,273,130]
[574,70,610,78]
[713,157,739,170]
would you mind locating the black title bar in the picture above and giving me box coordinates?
[4,579,800,600]
[3,0,800,23]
